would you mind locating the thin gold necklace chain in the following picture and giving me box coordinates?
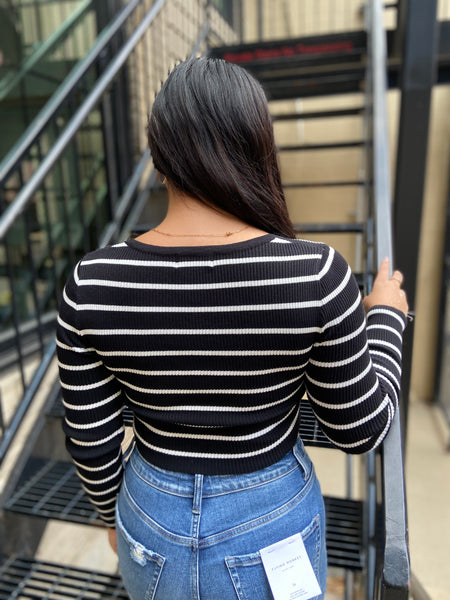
[151,225,250,238]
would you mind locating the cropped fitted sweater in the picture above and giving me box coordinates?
[56,234,406,526]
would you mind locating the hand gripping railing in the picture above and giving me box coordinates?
[367,1,410,598]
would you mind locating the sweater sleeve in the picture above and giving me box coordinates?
[56,261,125,527]
[305,246,406,453]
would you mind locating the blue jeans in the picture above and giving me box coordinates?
[116,437,327,600]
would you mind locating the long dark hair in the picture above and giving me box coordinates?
[147,57,295,238]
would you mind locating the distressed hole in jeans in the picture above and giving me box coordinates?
[116,506,165,600]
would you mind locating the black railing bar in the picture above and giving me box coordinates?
[0,0,147,186]
[0,0,92,102]
[0,0,166,241]
[99,149,151,248]
[354,73,372,275]
[40,165,61,309]
[23,208,45,357]
[3,239,27,392]
[119,169,159,241]
[102,93,121,215]
[0,339,56,464]
[69,123,90,255]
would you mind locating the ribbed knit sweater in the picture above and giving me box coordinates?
[56,234,406,526]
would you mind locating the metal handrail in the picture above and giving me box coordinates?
[0,0,92,102]
[370,0,394,264]
[0,0,145,187]
[368,0,410,597]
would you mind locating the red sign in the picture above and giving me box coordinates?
[222,40,355,64]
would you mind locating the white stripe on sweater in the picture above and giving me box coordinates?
[136,406,297,442]
[65,408,122,430]
[60,374,114,391]
[367,307,406,330]
[306,361,372,390]
[125,385,301,413]
[95,348,312,357]
[315,395,390,430]
[116,374,303,396]
[70,428,124,447]
[111,364,304,377]
[307,379,379,410]
[80,253,322,269]
[134,407,300,460]
[62,390,121,411]
[74,272,321,291]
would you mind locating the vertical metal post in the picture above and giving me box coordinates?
[257,0,263,41]
[234,0,243,41]
[392,0,408,57]
[434,161,450,426]
[393,0,438,413]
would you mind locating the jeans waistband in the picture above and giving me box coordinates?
[128,436,310,498]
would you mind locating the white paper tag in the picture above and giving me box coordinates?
[260,533,322,600]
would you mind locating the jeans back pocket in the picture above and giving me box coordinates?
[225,513,323,600]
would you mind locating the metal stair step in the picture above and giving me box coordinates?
[272,107,364,120]
[0,555,127,599]
[4,457,364,571]
[278,140,365,151]
[4,458,101,526]
[260,71,365,100]
[293,223,365,234]
[283,180,367,188]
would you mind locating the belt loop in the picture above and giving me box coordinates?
[192,474,203,515]
[293,436,309,479]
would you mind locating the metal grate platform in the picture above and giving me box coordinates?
[0,555,128,599]
[4,458,363,571]
[324,496,364,570]
[3,458,101,526]
[299,400,333,448]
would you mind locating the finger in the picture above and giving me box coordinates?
[391,270,404,286]
[374,257,390,283]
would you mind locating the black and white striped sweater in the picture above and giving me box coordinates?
[56,234,406,526]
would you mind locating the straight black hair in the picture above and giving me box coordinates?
[147,57,296,239]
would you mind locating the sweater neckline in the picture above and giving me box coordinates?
[125,233,278,255]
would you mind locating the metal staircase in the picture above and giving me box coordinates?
[0,1,409,598]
